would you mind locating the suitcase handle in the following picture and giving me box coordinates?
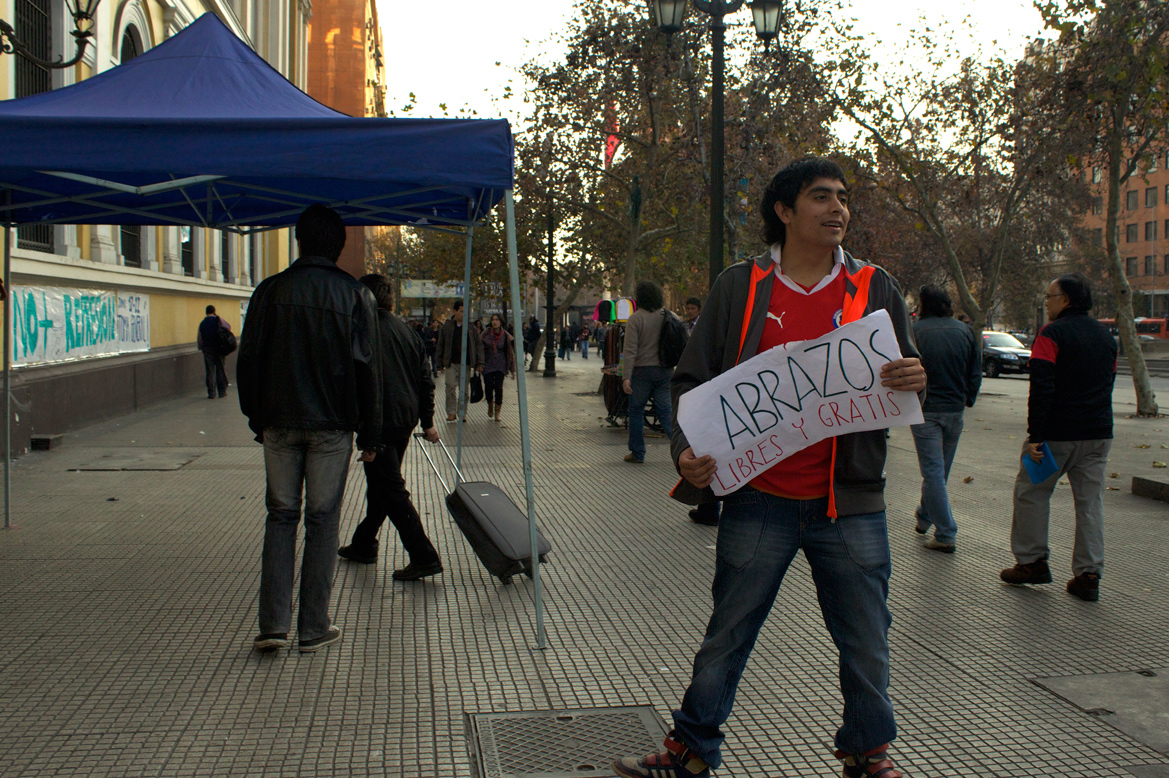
[413,432,465,492]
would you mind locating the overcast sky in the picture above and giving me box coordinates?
[378,0,1047,127]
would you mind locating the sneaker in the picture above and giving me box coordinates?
[1067,572,1100,601]
[392,560,444,581]
[836,744,903,777]
[253,633,289,652]
[1000,559,1052,585]
[299,625,341,653]
[924,538,956,553]
[338,544,378,564]
[613,732,710,778]
[624,453,644,464]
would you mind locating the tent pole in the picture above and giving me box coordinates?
[505,191,545,649]
[455,205,474,477]
[3,217,11,530]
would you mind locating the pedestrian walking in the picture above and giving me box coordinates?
[560,327,573,361]
[910,284,981,553]
[614,157,925,778]
[237,204,382,654]
[578,323,591,359]
[196,304,231,399]
[436,300,483,423]
[680,295,718,526]
[338,274,443,582]
[481,313,516,421]
[999,272,1116,602]
[424,319,439,376]
[620,280,673,464]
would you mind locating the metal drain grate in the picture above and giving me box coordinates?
[470,706,668,778]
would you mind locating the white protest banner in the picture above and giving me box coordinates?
[11,286,152,366]
[116,292,150,353]
[677,309,923,496]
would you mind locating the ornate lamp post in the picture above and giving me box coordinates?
[650,0,783,290]
[1,0,102,69]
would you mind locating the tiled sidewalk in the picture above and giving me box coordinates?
[0,357,1167,777]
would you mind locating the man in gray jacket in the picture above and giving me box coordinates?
[436,300,483,422]
[910,284,981,553]
[614,157,925,778]
[621,280,672,463]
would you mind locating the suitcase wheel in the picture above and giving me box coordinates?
[498,574,514,585]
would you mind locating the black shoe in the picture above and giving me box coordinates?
[1000,559,1052,585]
[299,625,342,653]
[392,560,443,581]
[688,508,719,527]
[253,633,289,652]
[338,543,378,564]
[1067,573,1100,601]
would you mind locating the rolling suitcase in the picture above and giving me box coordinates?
[414,434,551,585]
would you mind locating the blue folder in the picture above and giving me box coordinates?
[1022,442,1061,484]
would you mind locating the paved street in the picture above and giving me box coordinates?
[1,356,1167,778]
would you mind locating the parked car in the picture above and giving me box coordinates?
[982,331,1031,377]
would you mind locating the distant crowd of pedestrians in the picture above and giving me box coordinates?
[223,160,1116,776]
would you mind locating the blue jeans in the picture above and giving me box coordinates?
[259,428,353,641]
[627,365,673,461]
[673,491,895,767]
[909,410,964,543]
[580,340,589,358]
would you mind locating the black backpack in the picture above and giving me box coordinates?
[657,309,689,368]
[215,324,238,356]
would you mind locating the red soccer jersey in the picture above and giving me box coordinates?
[749,264,848,499]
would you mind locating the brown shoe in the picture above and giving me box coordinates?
[624,453,644,464]
[1000,559,1052,585]
[1067,572,1100,601]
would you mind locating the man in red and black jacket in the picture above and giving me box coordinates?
[1000,272,1117,602]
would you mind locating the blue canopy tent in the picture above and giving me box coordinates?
[0,13,546,645]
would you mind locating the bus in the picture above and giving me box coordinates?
[1097,318,1168,340]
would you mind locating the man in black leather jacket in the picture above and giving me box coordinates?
[338,274,444,582]
[237,204,381,654]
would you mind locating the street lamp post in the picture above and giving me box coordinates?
[650,0,783,290]
[543,195,557,377]
[1,0,102,68]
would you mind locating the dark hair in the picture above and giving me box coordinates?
[918,285,953,319]
[295,204,347,261]
[634,280,664,312]
[359,274,394,310]
[1054,272,1092,312]
[453,299,464,312]
[760,156,848,246]
[205,305,216,315]
[685,296,702,309]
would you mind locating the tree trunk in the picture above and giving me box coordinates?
[1104,124,1159,416]
[528,272,591,372]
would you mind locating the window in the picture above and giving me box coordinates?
[1146,256,1155,275]
[1151,154,1159,173]
[221,231,232,282]
[1091,197,1103,215]
[1148,188,1158,208]
[1127,223,1139,243]
[1165,255,1169,274]
[181,227,194,277]
[1127,257,1138,276]
[249,235,258,284]
[120,26,142,62]
[1127,191,1139,210]
[14,0,54,253]
[1092,228,1103,246]
[121,226,141,268]
[1093,166,1102,183]
[1147,221,1158,241]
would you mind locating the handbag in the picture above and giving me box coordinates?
[215,323,238,356]
[469,373,484,404]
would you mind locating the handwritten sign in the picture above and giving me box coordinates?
[677,310,922,495]
[11,286,151,366]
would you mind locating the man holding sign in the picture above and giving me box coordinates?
[614,158,925,778]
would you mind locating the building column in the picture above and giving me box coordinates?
[161,227,182,274]
[141,226,158,272]
[90,226,118,264]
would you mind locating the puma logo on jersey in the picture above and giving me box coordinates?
[767,311,786,328]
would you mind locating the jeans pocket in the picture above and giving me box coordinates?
[833,511,891,574]
[716,492,765,571]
